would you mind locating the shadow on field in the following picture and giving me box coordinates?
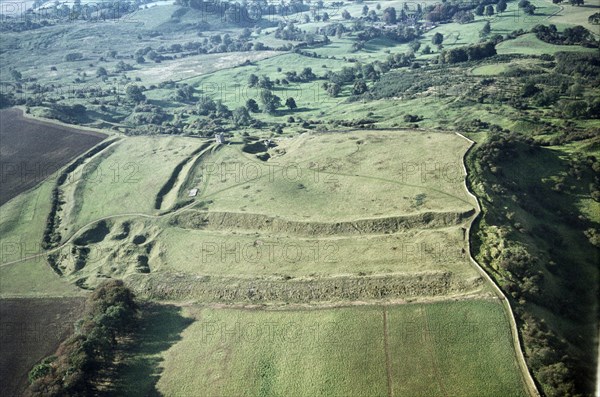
[110,303,193,396]
[280,107,317,115]
[468,143,600,394]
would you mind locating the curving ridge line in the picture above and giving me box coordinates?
[454,132,540,397]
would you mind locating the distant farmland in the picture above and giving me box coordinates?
[0,108,106,205]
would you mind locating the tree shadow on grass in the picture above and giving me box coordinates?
[108,303,194,397]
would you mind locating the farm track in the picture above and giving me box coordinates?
[422,306,449,397]
[382,306,393,397]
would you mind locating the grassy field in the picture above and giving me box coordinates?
[387,300,526,396]
[496,33,598,55]
[157,225,477,279]
[537,0,600,32]
[194,131,475,220]
[0,257,84,297]
[113,299,526,397]
[60,135,205,233]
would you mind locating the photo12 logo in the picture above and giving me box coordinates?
[198,240,339,264]
[398,161,463,183]
[0,240,116,267]
[395,241,467,263]
[0,160,140,187]
[399,319,507,344]
[200,160,338,185]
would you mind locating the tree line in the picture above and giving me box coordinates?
[26,280,139,396]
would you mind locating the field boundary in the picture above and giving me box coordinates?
[455,132,540,397]
[382,306,393,397]
[174,208,476,236]
[126,270,484,303]
[16,106,114,137]
[422,306,449,397]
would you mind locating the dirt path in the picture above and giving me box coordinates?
[422,306,449,397]
[382,306,393,397]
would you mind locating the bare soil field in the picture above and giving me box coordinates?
[0,297,85,396]
[0,108,106,205]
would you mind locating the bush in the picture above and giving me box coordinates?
[441,42,496,64]
[64,52,83,62]
[403,114,423,122]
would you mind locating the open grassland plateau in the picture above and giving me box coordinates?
[0,108,106,205]
[194,131,475,220]
[113,300,528,397]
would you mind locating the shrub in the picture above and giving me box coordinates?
[64,52,83,62]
